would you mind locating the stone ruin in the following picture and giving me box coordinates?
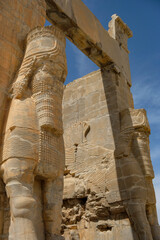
[0,1,159,240]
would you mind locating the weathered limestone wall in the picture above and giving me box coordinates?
[0,1,46,238]
[0,0,46,154]
[1,25,67,240]
[62,68,135,239]
[62,67,159,239]
[61,11,159,239]
[0,1,159,239]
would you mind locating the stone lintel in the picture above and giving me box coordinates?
[45,0,132,84]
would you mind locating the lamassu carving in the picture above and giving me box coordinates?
[1,26,67,240]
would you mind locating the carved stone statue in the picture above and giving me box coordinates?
[1,26,67,240]
[115,108,160,240]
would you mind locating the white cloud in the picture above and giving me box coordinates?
[131,71,160,133]
[132,73,160,108]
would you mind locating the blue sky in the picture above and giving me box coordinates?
[46,0,160,221]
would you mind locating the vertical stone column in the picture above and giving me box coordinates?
[1,26,67,240]
[115,108,160,240]
[0,0,46,146]
[0,1,46,238]
[16,26,67,179]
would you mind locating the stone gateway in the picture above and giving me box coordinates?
[0,1,159,240]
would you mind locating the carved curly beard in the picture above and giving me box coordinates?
[11,78,28,99]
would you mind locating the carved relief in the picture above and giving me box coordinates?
[62,67,159,239]
[0,3,159,239]
[1,26,67,240]
[115,108,160,240]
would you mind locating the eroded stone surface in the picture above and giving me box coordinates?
[46,0,132,84]
[1,26,67,240]
[0,0,46,158]
[62,67,160,240]
[0,1,46,238]
[0,1,159,240]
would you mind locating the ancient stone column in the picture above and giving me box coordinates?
[0,0,46,158]
[0,3,46,235]
[1,26,67,240]
[115,108,160,240]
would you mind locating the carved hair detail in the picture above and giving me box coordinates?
[11,25,67,99]
[120,108,150,133]
[27,26,66,46]
[11,58,36,99]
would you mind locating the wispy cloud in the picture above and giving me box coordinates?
[150,146,160,180]
[132,74,160,108]
[131,56,160,223]
[153,175,160,223]
[131,70,160,130]
[151,146,160,162]
[69,41,98,78]
[148,112,160,125]
[73,46,90,76]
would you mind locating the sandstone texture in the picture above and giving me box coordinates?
[0,1,46,238]
[0,0,46,151]
[62,68,160,240]
[0,0,159,240]
[0,25,67,240]
[46,1,132,83]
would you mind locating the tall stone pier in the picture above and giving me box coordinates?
[0,0,159,240]
[62,69,160,240]
[0,0,46,148]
